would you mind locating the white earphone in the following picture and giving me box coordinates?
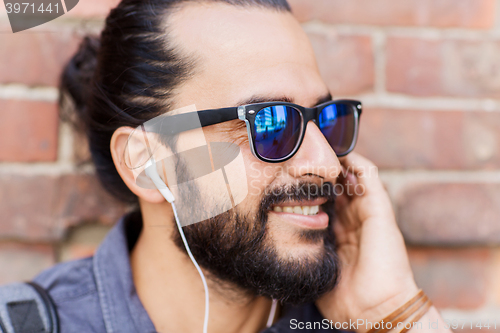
[144,158,175,203]
[145,157,210,333]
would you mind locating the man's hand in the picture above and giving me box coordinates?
[316,152,420,331]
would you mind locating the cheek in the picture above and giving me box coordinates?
[243,155,284,200]
[201,123,283,209]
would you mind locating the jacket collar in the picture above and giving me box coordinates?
[93,212,156,333]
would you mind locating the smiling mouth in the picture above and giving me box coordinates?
[270,198,327,216]
[272,205,320,216]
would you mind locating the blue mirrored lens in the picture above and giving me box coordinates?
[254,105,302,160]
[319,103,355,155]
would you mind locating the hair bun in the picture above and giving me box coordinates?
[59,35,100,130]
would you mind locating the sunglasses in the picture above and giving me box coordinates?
[145,99,362,163]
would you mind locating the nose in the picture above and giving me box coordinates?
[284,121,342,182]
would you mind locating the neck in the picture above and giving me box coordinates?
[131,201,275,333]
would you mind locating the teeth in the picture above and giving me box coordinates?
[273,205,319,216]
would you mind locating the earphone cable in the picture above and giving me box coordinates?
[171,202,210,333]
[266,299,278,328]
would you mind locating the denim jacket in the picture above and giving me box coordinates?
[32,212,336,333]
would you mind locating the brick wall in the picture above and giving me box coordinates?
[1,0,499,327]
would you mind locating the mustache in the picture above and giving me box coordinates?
[260,181,337,211]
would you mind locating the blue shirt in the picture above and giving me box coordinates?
[33,212,336,332]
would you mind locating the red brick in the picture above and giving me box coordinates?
[0,30,80,86]
[65,0,120,18]
[289,0,495,29]
[493,249,500,306]
[0,99,59,162]
[397,184,500,245]
[0,174,128,242]
[408,248,491,310]
[0,242,55,284]
[0,19,11,32]
[308,32,374,95]
[356,108,500,170]
[386,37,500,98]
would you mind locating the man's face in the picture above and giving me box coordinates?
[168,2,343,303]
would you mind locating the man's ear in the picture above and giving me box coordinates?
[110,126,166,204]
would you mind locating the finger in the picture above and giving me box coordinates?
[334,185,366,230]
[337,165,358,200]
[339,152,384,196]
[332,217,348,244]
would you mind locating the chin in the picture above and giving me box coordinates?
[273,231,329,260]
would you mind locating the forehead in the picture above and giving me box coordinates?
[168,2,329,109]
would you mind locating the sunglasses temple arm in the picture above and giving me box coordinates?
[141,107,240,136]
[197,107,240,126]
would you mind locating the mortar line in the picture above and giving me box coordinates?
[344,93,500,112]
[0,84,58,102]
[57,121,74,165]
[302,21,500,40]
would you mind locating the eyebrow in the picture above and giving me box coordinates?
[236,92,333,108]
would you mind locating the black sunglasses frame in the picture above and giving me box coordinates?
[145,99,362,163]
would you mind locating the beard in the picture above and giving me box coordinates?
[172,179,341,305]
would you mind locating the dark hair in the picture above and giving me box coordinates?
[60,0,291,204]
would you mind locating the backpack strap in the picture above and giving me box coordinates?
[0,282,59,333]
